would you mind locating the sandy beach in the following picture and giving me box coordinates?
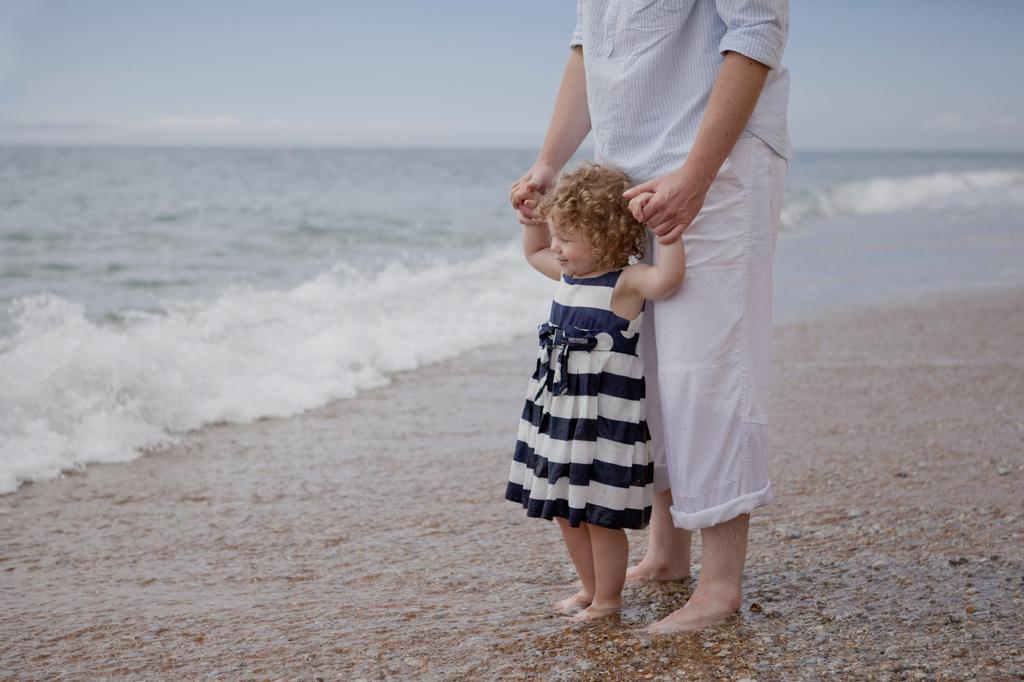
[2,285,1022,681]
[4,3,1024,680]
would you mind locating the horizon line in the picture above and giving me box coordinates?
[2,140,1023,156]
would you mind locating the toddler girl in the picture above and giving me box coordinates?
[505,163,685,621]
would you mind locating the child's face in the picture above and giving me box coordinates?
[549,223,601,278]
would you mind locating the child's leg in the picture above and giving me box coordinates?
[554,517,595,613]
[574,524,628,621]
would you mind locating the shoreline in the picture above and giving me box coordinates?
[2,285,1023,679]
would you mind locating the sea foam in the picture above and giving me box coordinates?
[782,168,1024,231]
[0,242,550,494]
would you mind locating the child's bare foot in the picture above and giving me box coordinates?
[553,590,592,615]
[571,599,621,622]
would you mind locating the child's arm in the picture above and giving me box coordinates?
[522,206,561,281]
[620,192,686,301]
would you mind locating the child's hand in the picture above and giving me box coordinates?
[521,198,541,224]
[627,191,655,224]
[511,165,557,227]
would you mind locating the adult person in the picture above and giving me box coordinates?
[510,1,789,633]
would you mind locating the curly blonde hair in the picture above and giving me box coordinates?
[536,163,646,270]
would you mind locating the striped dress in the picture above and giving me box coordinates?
[505,270,654,530]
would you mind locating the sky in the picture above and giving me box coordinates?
[1,0,1023,151]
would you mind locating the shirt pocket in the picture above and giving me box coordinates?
[615,0,691,58]
[624,0,691,31]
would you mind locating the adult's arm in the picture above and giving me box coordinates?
[623,52,768,243]
[510,45,591,226]
[624,1,788,243]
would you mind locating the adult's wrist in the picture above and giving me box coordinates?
[676,158,716,193]
[532,158,561,176]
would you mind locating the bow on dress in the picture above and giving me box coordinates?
[535,322,598,400]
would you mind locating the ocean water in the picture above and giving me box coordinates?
[2,145,1024,494]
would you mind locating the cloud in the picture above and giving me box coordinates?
[0,114,537,147]
[0,115,427,137]
[924,112,1024,132]
[140,115,418,133]
[0,119,106,132]
[144,116,244,130]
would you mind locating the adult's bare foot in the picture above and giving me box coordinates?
[554,590,593,615]
[625,559,691,582]
[571,599,621,622]
[646,586,741,634]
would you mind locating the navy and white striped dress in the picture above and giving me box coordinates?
[505,270,654,530]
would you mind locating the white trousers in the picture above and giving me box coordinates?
[641,133,788,530]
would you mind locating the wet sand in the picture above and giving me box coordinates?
[2,287,1023,681]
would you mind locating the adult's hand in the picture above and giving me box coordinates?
[622,163,714,244]
[624,51,771,245]
[510,164,558,227]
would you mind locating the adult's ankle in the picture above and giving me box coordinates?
[692,580,743,611]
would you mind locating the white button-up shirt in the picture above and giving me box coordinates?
[571,0,790,182]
